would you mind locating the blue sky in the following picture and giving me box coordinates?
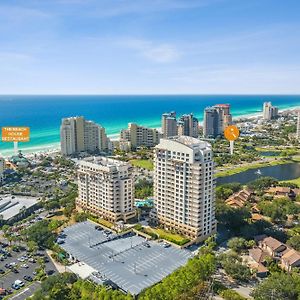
[1,0,300,94]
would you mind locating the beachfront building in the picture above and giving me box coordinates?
[162,112,177,138]
[203,104,232,138]
[60,116,109,156]
[177,114,199,138]
[77,156,136,222]
[152,136,216,242]
[0,157,5,184]
[120,123,161,150]
[263,102,279,120]
[297,111,300,140]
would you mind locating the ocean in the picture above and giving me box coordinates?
[0,95,300,156]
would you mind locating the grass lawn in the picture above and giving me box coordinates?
[280,177,300,187]
[89,217,114,229]
[49,214,68,222]
[130,159,153,170]
[216,158,297,178]
[144,227,190,245]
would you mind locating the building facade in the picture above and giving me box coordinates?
[60,116,109,156]
[263,102,279,120]
[77,157,136,222]
[203,104,232,138]
[0,157,5,184]
[162,112,177,138]
[297,111,300,140]
[152,136,216,242]
[177,114,199,138]
[120,123,161,149]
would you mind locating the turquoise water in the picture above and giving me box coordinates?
[0,95,299,156]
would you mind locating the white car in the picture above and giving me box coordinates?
[14,280,24,287]
[18,257,25,262]
[21,264,29,268]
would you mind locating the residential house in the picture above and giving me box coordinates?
[259,236,287,257]
[266,187,296,199]
[225,189,252,208]
[281,249,300,272]
[248,247,268,278]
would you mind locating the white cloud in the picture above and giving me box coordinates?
[76,0,218,18]
[119,38,181,63]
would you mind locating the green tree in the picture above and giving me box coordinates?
[287,235,300,251]
[252,273,300,300]
[24,220,56,248]
[219,252,251,282]
[221,289,247,300]
[227,237,247,253]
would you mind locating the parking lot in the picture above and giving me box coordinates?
[8,282,41,300]
[0,244,57,299]
[61,221,193,295]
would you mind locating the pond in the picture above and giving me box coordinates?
[216,162,300,185]
[258,151,280,157]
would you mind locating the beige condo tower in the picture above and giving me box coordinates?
[152,136,216,243]
[77,156,136,222]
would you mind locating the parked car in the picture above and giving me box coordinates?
[47,270,55,275]
[23,275,33,281]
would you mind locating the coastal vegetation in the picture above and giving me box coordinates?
[135,178,153,199]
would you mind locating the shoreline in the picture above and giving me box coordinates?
[1,105,299,158]
[215,157,300,178]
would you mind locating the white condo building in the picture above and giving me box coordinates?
[120,123,161,149]
[263,102,279,120]
[152,136,216,242]
[177,114,199,138]
[60,116,109,156]
[297,111,300,140]
[162,112,177,138]
[77,157,136,222]
[203,104,232,138]
[0,157,5,184]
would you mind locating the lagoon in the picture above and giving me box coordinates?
[216,162,300,185]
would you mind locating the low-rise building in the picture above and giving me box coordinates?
[250,236,300,274]
[281,249,300,272]
[266,186,297,199]
[259,236,287,257]
[225,189,252,208]
[0,195,39,223]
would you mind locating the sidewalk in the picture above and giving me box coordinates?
[46,249,67,273]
